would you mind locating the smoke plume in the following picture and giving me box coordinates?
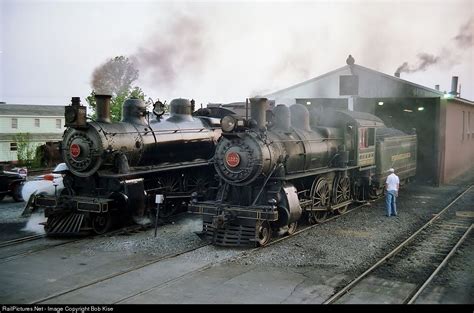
[133,13,207,89]
[396,53,440,74]
[454,17,473,48]
[396,16,472,74]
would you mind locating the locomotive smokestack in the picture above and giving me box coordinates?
[95,94,112,123]
[394,72,401,78]
[450,76,459,96]
[435,84,440,91]
[249,97,268,129]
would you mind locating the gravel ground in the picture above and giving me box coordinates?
[228,169,474,292]
[415,232,474,304]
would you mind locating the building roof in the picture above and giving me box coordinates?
[0,104,64,117]
[265,63,462,100]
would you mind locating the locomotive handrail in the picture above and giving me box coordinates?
[268,138,343,143]
[251,163,282,206]
[97,160,211,178]
[102,127,221,136]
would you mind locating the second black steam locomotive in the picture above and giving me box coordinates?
[33,95,222,236]
[189,98,417,246]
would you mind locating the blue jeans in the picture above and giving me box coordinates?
[385,190,397,216]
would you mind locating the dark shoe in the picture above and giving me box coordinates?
[386,215,391,217]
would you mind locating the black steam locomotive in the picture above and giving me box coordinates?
[189,98,417,246]
[34,95,222,236]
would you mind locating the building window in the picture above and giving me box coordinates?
[359,128,375,149]
[11,118,18,129]
[35,118,40,127]
[56,119,62,129]
[10,143,17,151]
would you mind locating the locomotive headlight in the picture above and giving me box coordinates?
[221,115,237,132]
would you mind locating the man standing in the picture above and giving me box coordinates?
[385,168,400,217]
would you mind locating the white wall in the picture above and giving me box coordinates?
[0,116,64,133]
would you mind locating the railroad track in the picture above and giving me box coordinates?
[0,210,190,263]
[30,198,374,304]
[323,185,474,304]
[0,234,46,248]
[0,223,152,264]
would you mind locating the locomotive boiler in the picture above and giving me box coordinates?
[189,98,417,246]
[33,95,222,235]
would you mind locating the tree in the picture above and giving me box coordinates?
[14,133,39,167]
[86,86,149,122]
[87,56,149,122]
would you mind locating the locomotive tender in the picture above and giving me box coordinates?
[189,98,417,246]
[34,95,222,235]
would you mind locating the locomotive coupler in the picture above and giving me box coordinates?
[211,209,236,229]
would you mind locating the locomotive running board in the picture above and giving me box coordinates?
[97,160,211,178]
[280,165,361,181]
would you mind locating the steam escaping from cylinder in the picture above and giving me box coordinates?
[21,213,46,235]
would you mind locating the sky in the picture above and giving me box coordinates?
[0,0,473,106]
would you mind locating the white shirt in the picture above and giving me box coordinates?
[386,173,400,191]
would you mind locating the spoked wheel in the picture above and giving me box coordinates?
[158,200,181,219]
[336,205,349,215]
[185,173,212,194]
[333,176,351,214]
[255,221,272,246]
[308,178,330,224]
[157,175,181,193]
[91,212,112,235]
[308,210,328,224]
[369,186,384,200]
[287,221,298,235]
[157,175,182,219]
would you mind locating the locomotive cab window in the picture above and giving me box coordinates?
[359,128,375,148]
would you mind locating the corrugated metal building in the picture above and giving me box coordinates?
[0,104,65,162]
[265,61,474,185]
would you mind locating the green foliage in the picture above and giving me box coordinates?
[86,56,150,122]
[14,133,36,167]
[86,87,148,122]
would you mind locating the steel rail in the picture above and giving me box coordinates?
[0,234,45,248]
[32,242,211,304]
[406,223,473,304]
[32,198,375,304]
[323,184,473,304]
